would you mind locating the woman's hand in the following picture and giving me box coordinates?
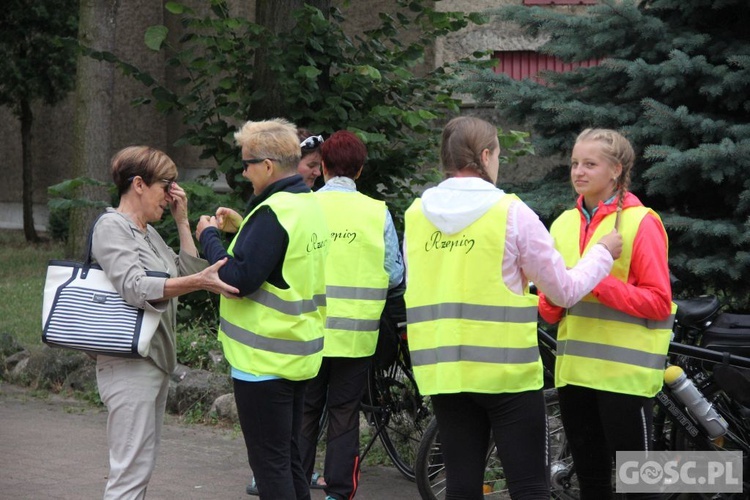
[168,182,189,225]
[199,258,239,298]
[598,230,623,260]
[215,207,242,234]
[195,215,219,241]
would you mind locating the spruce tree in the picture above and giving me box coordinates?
[461,0,750,308]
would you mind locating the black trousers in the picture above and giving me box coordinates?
[299,356,371,500]
[234,377,310,500]
[558,385,662,500]
[431,389,551,500]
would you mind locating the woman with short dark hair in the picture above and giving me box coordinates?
[93,145,237,499]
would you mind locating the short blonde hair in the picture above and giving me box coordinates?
[234,118,300,172]
[111,146,177,196]
[575,128,634,193]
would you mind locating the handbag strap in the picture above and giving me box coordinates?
[81,211,108,279]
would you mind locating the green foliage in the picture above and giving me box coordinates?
[46,177,114,243]
[0,0,78,111]
[463,0,750,309]
[0,231,64,348]
[175,322,228,373]
[92,0,486,231]
[180,401,218,425]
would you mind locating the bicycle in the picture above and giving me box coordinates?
[311,293,433,484]
[651,294,750,499]
[358,317,433,480]
[416,292,750,500]
[414,325,579,499]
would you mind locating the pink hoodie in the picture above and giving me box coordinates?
[406,177,613,308]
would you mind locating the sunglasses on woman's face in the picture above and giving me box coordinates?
[159,179,174,193]
[126,176,173,193]
[241,158,278,171]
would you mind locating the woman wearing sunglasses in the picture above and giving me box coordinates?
[92,146,238,499]
[196,118,330,500]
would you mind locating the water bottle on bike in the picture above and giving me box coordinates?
[664,364,729,439]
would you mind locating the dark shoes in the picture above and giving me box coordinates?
[246,474,327,496]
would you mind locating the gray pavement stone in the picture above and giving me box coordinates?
[0,382,419,499]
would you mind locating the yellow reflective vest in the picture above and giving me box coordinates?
[404,194,542,396]
[218,191,329,381]
[551,206,675,397]
[315,191,389,358]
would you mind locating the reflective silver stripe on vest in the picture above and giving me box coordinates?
[568,302,675,330]
[410,345,540,367]
[220,318,323,356]
[248,288,326,316]
[326,285,388,301]
[325,316,380,332]
[407,303,537,325]
[558,339,666,370]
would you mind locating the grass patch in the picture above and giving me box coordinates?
[0,230,65,348]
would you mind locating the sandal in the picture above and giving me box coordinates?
[310,471,327,489]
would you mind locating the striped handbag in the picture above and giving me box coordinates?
[41,216,169,358]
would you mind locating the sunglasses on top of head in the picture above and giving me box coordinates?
[300,135,324,151]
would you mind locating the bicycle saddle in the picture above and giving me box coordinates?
[674,295,721,327]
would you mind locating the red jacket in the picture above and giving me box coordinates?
[539,192,672,324]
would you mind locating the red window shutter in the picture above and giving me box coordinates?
[494,51,600,82]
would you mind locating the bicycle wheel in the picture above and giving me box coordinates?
[548,390,579,500]
[415,416,508,499]
[364,349,432,481]
[415,389,578,499]
[669,395,750,499]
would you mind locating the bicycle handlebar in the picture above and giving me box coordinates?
[536,326,750,369]
[668,341,750,369]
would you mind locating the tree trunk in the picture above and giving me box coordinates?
[250,0,331,120]
[20,99,40,242]
[66,0,119,259]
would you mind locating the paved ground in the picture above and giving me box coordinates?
[0,382,419,499]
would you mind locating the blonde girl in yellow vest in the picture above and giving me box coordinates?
[539,129,674,500]
[404,117,622,499]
